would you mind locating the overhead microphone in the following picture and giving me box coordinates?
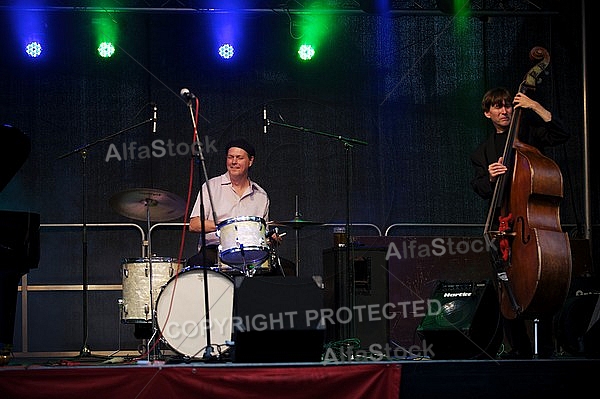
[152,104,157,133]
[263,105,268,134]
[180,88,196,102]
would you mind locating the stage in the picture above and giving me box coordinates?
[0,354,597,399]
[3,240,598,398]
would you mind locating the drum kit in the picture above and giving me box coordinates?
[109,188,322,360]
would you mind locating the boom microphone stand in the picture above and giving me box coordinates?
[58,116,155,358]
[265,116,367,340]
[183,94,220,361]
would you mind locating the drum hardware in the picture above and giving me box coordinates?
[269,196,323,276]
[58,117,157,359]
[270,231,288,276]
[109,188,186,361]
[216,256,269,277]
[265,231,288,277]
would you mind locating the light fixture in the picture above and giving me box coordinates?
[218,43,235,59]
[212,12,240,62]
[93,17,118,58]
[14,10,46,60]
[25,41,43,58]
[97,42,115,58]
[297,44,315,61]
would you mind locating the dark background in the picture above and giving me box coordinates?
[0,1,594,353]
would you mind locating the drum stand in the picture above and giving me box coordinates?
[143,205,159,362]
[269,234,286,277]
[270,195,323,277]
[58,115,155,360]
[109,187,186,362]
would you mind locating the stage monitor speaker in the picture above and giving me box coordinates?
[322,248,389,348]
[583,294,600,358]
[232,276,325,363]
[416,280,502,359]
[555,276,600,357]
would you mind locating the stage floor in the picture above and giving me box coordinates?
[1,352,597,399]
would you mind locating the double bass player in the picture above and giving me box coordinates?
[470,86,570,359]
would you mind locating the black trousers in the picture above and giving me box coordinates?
[186,246,218,269]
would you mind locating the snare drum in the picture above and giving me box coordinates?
[120,257,182,323]
[156,267,234,358]
[217,216,269,266]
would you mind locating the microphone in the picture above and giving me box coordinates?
[180,88,196,102]
[263,105,268,134]
[152,104,157,133]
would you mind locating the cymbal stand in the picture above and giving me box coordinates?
[292,195,302,276]
[58,114,155,359]
[266,117,367,339]
[143,203,159,362]
[185,96,220,361]
[271,231,286,277]
[274,253,286,277]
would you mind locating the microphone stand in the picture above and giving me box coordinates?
[57,117,154,358]
[185,98,219,361]
[266,117,367,340]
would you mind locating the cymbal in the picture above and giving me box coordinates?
[109,188,185,222]
[269,217,323,229]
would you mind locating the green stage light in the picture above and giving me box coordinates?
[97,41,115,58]
[93,16,118,58]
[294,12,333,63]
[298,44,315,61]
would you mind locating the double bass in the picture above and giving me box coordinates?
[483,47,572,320]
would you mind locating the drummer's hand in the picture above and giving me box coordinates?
[269,232,284,245]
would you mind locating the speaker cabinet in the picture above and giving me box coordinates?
[556,293,599,356]
[584,295,600,358]
[416,280,502,359]
[0,270,22,347]
[232,276,325,363]
[322,247,389,349]
[555,276,600,357]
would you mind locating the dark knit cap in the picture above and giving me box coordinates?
[225,138,255,158]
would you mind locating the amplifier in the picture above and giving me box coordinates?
[417,280,502,359]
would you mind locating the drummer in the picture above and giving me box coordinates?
[188,138,282,269]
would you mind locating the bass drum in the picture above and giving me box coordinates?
[156,267,234,358]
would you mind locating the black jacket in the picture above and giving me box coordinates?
[470,112,569,200]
